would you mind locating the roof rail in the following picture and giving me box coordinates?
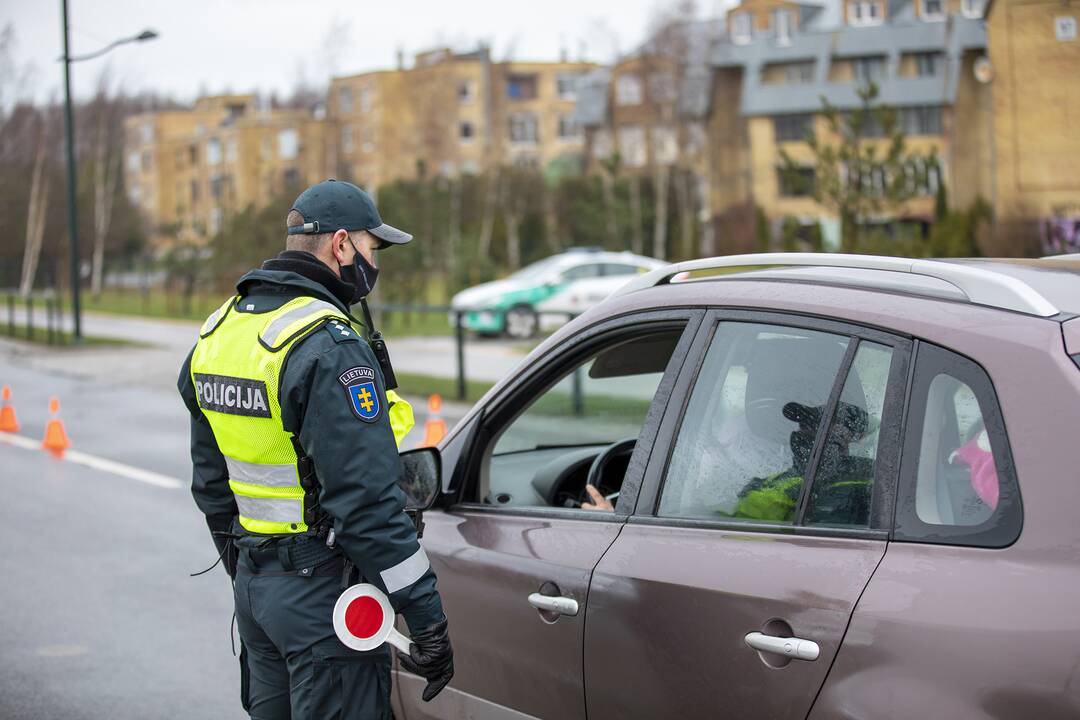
[612,252,1060,317]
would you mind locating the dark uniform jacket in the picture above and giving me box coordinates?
[177,251,444,632]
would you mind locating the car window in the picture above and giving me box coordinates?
[914,374,998,526]
[805,341,894,528]
[481,329,684,509]
[602,263,646,277]
[561,264,602,281]
[658,322,850,523]
[894,343,1021,548]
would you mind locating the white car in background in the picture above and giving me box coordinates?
[450,248,666,338]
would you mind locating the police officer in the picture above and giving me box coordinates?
[178,179,453,718]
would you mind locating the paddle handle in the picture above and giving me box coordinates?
[387,627,412,654]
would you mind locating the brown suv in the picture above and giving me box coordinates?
[393,253,1080,720]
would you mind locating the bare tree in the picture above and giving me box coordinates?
[90,73,122,298]
[639,0,699,260]
[20,112,50,297]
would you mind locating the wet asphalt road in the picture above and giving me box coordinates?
[0,314,486,719]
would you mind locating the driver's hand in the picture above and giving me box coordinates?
[582,484,615,512]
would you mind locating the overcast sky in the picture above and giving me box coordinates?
[6,0,737,104]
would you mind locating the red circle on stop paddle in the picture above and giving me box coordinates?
[344,596,384,639]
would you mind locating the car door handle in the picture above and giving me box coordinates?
[744,632,820,661]
[528,593,579,617]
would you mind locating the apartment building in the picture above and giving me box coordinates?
[985,0,1080,254]
[328,47,595,189]
[124,95,330,245]
[703,0,991,253]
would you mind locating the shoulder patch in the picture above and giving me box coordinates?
[325,319,359,344]
[339,366,381,422]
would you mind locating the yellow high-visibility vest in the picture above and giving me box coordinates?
[190,295,414,534]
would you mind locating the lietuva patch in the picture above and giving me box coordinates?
[194,373,272,418]
[339,366,380,422]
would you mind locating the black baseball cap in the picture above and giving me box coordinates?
[287,179,412,249]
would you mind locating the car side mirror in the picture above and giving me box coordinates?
[398,446,441,512]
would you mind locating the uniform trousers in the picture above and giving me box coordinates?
[233,550,392,720]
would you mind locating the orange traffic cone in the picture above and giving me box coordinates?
[420,394,448,447]
[42,396,71,458]
[0,385,19,433]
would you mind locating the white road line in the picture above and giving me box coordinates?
[0,433,184,489]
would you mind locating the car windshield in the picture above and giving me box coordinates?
[508,256,566,282]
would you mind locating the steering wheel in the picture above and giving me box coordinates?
[580,437,638,508]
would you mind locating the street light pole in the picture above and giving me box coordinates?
[60,0,82,342]
[58,2,157,344]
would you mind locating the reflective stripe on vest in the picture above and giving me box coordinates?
[260,299,342,350]
[224,457,298,488]
[191,295,350,534]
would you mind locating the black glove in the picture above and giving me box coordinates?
[398,618,454,702]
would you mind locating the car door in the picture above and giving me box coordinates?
[583,310,911,719]
[395,309,704,720]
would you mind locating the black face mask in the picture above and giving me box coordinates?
[340,239,379,303]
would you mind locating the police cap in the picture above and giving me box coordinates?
[287,179,411,249]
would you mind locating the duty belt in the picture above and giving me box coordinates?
[243,536,341,575]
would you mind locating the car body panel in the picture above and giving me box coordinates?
[810,543,1080,720]
[395,508,623,720]
[585,526,886,719]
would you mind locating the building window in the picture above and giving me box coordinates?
[458,80,474,103]
[140,121,154,144]
[900,106,942,135]
[615,73,643,106]
[358,87,374,112]
[557,114,580,139]
[361,127,375,153]
[853,56,887,85]
[225,139,237,163]
[283,168,300,188]
[206,138,222,166]
[338,87,353,114]
[617,125,647,168]
[651,126,678,165]
[278,129,299,159]
[341,125,354,154]
[507,74,539,100]
[774,9,794,45]
[459,121,475,142]
[209,207,223,236]
[774,113,814,142]
[731,12,752,43]
[849,111,885,137]
[591,129,613,159]
[764,60,815,84]
[920,0,945,21]
[912,52,942,77]
[209,174,225,200]
[190,180,199,203]
[849,1,883,26]
[508,113,539,144]
[779,166,816,197]
[556,73,579,99]
[961,0,985,18]
[126,151,141,174]
[142,151,153,171]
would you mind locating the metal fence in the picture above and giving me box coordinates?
[3,290,66,346]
